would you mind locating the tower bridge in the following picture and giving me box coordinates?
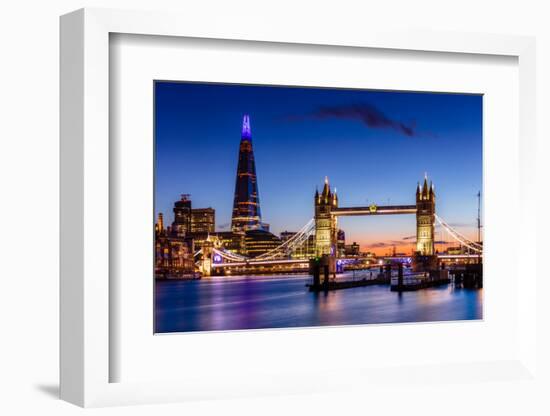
[314,175,436,266]
[196,175,481,276]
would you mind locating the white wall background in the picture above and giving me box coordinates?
[1,1,549,415]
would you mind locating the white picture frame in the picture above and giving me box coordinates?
[60,8,537,407]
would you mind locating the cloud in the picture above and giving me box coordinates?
[366,240,414,248]
[287,102,419,137]
[367,239,448,249]
[367,242,391,248]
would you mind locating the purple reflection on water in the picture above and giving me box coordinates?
[154,274,482,333]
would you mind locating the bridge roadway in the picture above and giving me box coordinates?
[211,253,479,269]
[331,205,417,216]
[211,258,309,268]
[211,257,379,269]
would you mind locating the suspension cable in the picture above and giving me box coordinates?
[435,215,482,248]
[435,215,482,253]
[255,219,314,259]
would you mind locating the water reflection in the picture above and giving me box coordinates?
[155,273,482,333]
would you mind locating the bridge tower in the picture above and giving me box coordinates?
[314,177,338,257]
[416,175,435,256]
[201,238,214,277]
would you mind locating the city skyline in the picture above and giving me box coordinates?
[155,81,482,255]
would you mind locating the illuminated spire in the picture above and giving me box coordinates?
[242,114,251,140]
[422,174,429,198]
[322,176,331,197]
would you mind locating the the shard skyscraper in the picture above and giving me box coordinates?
[231,115,263,232]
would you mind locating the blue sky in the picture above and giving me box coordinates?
[155,81,482,253]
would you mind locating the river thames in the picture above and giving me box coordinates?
[155,272,483,333]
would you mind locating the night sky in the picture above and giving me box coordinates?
[155,81,482,255]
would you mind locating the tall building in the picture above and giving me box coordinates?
[170,195,216,236]
[171,194,192,237]
[416,175,435,255]
[191,208,215,234]
[155,212,165,235]
[231,115,263,232]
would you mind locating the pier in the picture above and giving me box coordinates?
[307,259,459,293]
[307,275,390,292]
[390,270,450,291]
[451,263,483,288]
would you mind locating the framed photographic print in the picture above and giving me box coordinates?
[60,8,538,408]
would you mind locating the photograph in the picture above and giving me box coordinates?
[153,81,483,333]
